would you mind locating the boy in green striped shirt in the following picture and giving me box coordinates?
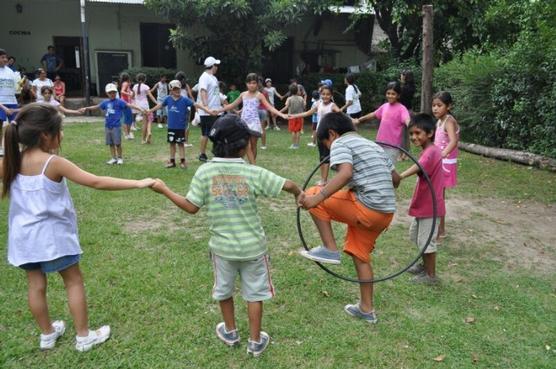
[151,114,302,357]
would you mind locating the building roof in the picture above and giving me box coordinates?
[87,0,144,4]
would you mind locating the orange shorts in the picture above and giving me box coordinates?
[306,186,393,263]
[288,117,303,132]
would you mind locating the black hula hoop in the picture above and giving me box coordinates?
[296,141,438,284]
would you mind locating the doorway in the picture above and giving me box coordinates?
[140,23,176,68]
[53,36,84,97]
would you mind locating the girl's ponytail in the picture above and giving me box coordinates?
[2,104,62,198]
[2,122,22,198]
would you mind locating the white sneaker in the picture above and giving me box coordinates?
[40,320,66,350]
[129,132,135,139]
[307,142,316,147]
[274,126,280,131]
[75,326,111,352]
[106,158,117,165]
[184,143,193,148]
[116,158,124,165]
[260,145,267,150]
[158,123,163,128]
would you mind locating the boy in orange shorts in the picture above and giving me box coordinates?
[299,112,400,324]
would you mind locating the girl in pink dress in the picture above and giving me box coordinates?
[354,81,411,165]
[432,91,460,240]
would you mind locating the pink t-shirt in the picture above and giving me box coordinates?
[132,83,151,109]
[408,144,446,218]
[374,102,410,146]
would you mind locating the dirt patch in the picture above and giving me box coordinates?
[392,196,556,275]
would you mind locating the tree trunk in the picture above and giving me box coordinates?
[459,142,556,172]
[420,4,433,115]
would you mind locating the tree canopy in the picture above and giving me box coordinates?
[145,0,341,80]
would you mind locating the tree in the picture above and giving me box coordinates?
[145,0,341,81]
[361,1,489,62]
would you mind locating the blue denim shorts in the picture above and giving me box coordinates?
[19,254,81,273]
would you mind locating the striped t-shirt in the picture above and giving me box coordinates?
[329,132,396,213]
[186,158,286,260]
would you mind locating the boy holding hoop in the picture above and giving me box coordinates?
[299,112,400,324]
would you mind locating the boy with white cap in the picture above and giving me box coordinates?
[81,83,145,165]
[149,80,215,168]
[197,56,223,162]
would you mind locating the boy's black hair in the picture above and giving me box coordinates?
[316,112,355,141]
[0,49,7,57]
[408,113,436,135]
[311,90,320,100]
[210,114,257,158]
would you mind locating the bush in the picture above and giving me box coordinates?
[435,35,556,158]
[120,67,178,85]
[434,0,556,159]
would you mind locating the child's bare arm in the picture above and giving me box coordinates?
[151,179,200,214]
[301,163,353,209]
[82,104,101,112]
[282,179,303,204]
[442,118,458,158]
[51,156,154,189]
[400,164,420,180]
[391,170,401,188]
[149,102,163,114]
[279,98,290,113]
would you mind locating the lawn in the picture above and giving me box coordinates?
[1,120,554,368]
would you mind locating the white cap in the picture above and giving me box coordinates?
[105,83,118,93]
[204,56,221,68]
[168,80,182,89]
[265,78,272,83]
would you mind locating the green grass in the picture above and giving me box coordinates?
[1,121,555,368]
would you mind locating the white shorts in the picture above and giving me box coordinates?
[211,253,274,302]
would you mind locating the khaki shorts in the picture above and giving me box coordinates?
[409,217,439,254]
[211,253,274,302]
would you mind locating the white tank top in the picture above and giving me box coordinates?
[8,155,82,266]
[316,101,334,128]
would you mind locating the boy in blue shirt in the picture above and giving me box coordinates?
[149,80,214,168]
[81,83,144,165]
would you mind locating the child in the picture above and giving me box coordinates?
[226,82,240,104]
[432,91,459,240]
[1,104,154,351]
[81,83,145,165]
[150,75,168,128]
[257,77,269,150]
[40,86,82,115]
[263,78,284,130]
[299,112,400,323]
[354,81,410,165]
[119,72,134,139]
[290,85,341,185]
[53,75,65,106]
[175,71,195,147]
[279,84,305,149]
[399,113,446,284]
[219,73,287,164]
[31,69,53,103]
[307,90,320,147]
[150,114,302,357]
[149,80,214,169]
[341,73,362,119]
[132,73,157,144]
[0,48,20,157]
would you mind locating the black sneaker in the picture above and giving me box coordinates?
[198,153,208,162]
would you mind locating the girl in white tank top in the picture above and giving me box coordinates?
[1,104,155,351]
[289,86,341,184]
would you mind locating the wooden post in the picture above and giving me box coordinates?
[420,4,433,114]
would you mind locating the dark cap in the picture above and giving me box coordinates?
[208,114,261,144]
